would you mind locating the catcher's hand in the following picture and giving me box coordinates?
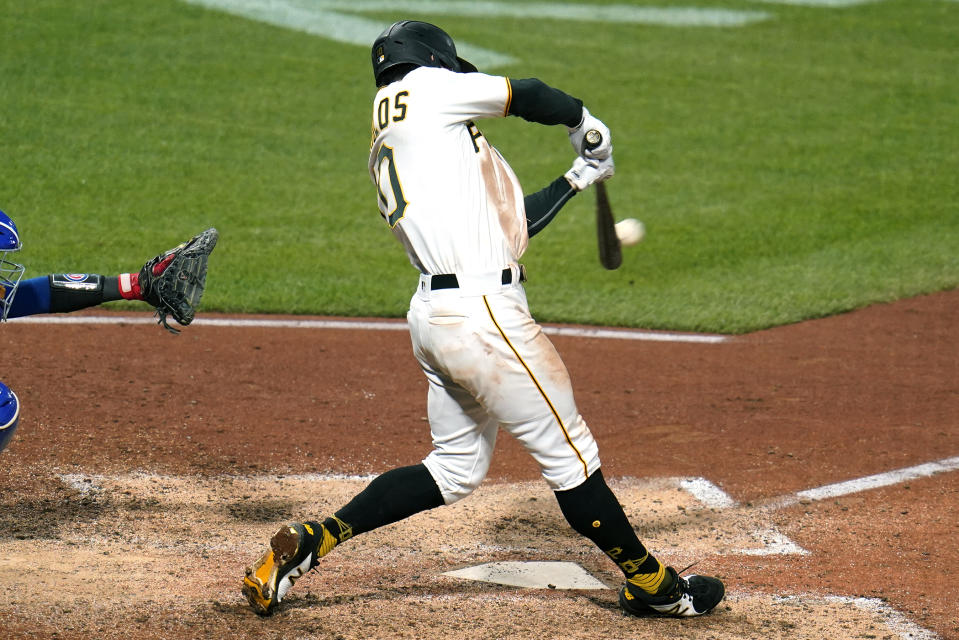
[139,228,218,334]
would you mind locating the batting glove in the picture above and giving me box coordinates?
[564,155,615,191]
[568,107,612,160]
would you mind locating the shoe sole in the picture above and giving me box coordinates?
[619,578,725,618]
[618,587,657,616]
[242,525,309,616]
[242,576,272,616]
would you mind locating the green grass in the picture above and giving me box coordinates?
[2,0,956,333]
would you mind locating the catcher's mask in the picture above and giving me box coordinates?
[0,381,20,453]
[371,20,477,87]
[0,210,25,322]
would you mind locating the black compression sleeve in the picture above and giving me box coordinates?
[555,469,664,580]
[47,274,123,313]
[508,78,583,127]
[333,464,444,536]
[526,175,577,238]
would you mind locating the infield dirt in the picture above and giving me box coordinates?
[1,289,957,639]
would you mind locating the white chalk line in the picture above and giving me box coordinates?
[687,456,959,513]
[768,595,939,640]
[50,470,941,637]
[679,454,959,563]
[681,477,809,556]
[748,0,879,6]
[8,314,730,344]
[178,0,772,72]
[760,455,959,509]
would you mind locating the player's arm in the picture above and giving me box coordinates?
[5,277,51,317]
[507,78,583,127]
[6,274,132,318]
[525,177,577,238]
[505,78,580,237]
[507,78,613,161]
[526,156,615,238]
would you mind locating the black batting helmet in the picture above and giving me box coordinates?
[371,20,477,86]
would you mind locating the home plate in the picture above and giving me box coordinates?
[442,561,609,590]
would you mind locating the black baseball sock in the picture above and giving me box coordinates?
[554,469,673,595]
[317,463,444,555]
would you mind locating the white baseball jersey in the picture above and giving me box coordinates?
[368,66,600,504]
[368,67,528,276]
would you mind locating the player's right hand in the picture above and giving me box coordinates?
[568,107,612,160]
[564,155,615,191]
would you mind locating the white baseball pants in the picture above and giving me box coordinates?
[408,266,601,504]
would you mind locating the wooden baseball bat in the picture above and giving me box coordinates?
[584,130,622,270]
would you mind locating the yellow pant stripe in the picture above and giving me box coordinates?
[483,296,589,481]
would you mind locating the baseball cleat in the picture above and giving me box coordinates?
[619,566,725,617]
[242,521,321,616]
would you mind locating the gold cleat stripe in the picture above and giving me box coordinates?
[628,564,667,594]
[318,527,338,557]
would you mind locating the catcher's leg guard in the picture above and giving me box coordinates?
[0,382,20,453]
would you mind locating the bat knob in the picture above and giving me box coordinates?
[584,129,603,150]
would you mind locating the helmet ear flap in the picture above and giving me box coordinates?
[0,383,20,453]
[456,56,477,74]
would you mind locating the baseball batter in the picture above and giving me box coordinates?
[243,20,724,619]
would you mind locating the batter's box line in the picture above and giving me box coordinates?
[755,454,959,510]
[677,454,959,556]
[770,595,940,640]
[677,477,809,556]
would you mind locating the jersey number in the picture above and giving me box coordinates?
[375,145,408,227]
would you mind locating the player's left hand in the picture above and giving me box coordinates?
[564,155,615,191]
[568,107,612,160]
[139,228,218,334]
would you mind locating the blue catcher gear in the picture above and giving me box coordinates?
[0,381,20,453]
[0,210,25,322]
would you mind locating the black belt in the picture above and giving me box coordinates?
[430,267,524,290]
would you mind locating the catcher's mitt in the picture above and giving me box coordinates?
[139,227,218,334]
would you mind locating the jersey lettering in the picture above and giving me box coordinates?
[374,145,408,228]
[377,97,390,130]
[393,91,409,122]
[466,121,484,153]
[376,92,411,132]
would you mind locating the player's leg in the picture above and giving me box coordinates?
[554,469,671,592]
[242,462,445,615]
[308,365,498,551]
[555,469,724,616]
[476,287,724,616]
[243,297,498,615]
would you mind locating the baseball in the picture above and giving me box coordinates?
[615,218,645,246]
